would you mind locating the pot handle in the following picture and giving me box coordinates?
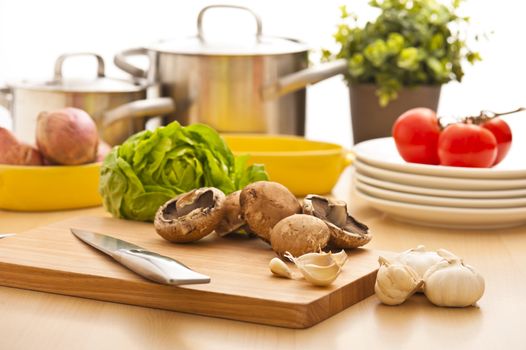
[102,97,175,127]
[114,48,149,78]
[342,149,355,171]
[54,52,105,81]
[263,59,348,99]
[197,5,263,42]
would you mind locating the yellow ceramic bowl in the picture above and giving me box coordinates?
[0,163,102,211]
[223,134,353,195]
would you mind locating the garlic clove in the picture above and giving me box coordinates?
[290,251,333,266]
[330,250,348,268]
[375,256,423,306]
[297,263,341,287]
[269,257,293,279]
[284,251,342,287]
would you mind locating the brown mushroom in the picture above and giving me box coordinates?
[303,194,372,249]
[215,190,245,237]
[240,181,302,243]
[270,214,331,257]
[154,187,225,243]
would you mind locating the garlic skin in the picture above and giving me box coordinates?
[330,250,348,268]
[284,251,341,287]
[269,258,293,279]
[375,256,423,306]
[395,245,444,279]
[423,256,485,307]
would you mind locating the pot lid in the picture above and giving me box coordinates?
[17,76,145,93]
[147,35,309,56]
[146,5,309,56]
[16,53,145,93]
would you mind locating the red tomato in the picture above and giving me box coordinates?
[438,124,497,168]
[392,108,441,165]
[481,118,512,165]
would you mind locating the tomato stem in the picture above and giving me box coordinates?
[464,107,526,125]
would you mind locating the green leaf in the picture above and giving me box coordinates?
[323,0,481,105]
[99,122,269,222]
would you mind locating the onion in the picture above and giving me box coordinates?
[96,140,112,162]
[0,127,43,165]
[36,108,98,165]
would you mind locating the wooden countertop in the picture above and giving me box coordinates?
[1,169,525,349]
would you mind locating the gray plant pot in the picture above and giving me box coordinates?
[349,84,441,144]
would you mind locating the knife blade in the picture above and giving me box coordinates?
[70,228,210,285]
[0,233,16,239]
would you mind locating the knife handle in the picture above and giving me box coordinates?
[111,249,211,285]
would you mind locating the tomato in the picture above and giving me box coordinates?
[392,108,441,165]
[438,124,497,168]
[481,118,512,165]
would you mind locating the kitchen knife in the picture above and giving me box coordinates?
[70,228,210,285]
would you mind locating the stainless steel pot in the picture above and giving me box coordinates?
[0,53,175,145]
[115,4,347,135]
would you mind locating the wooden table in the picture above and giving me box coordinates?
[1,169,525,350]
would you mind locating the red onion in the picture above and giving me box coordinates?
[96,140,112,162]
[36,108,98,165]
[0,127,43,165]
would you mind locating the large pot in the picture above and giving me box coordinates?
[115,4,347,136]
[0,53,175,145]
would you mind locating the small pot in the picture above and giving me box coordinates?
[114,4,347,136]
[0,53,175,145]
[350,84,441,144]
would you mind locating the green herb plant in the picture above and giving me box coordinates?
[323,0,481,106]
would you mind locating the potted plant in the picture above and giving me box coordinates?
[323,0,481,144]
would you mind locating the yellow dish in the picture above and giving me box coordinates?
[0,163,102,211]
[223,134,353,195]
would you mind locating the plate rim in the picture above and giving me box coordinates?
[355,160,526,190]
[353,137,526,179]
[354,178,526,208]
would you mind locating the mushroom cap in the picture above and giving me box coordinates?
[215,190,245,237]
[270,214,330,257]
[303,194,372,249]
[240,181,301,243]
[154,187,225,243]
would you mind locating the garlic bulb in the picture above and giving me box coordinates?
[423,255,485,307]
[284,251,341,286]
[375,256,423,306]
[395,245,444,279]
[269,258,293,278]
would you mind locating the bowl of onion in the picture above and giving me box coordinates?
[0,108,109,211]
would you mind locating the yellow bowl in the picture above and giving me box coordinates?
[0,163,102,211]
[223,134,353,196]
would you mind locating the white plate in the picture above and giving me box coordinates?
[355,161,526,190]
[355,172,526,199]
[353,137,526,179]
[355,178,526,208]
[355,188,526,229]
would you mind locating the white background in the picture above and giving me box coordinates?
[1,0,525,147]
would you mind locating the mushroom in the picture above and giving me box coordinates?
[240,181,301,243]
[270,214,331,257]
[154,187,225,243]
[303,194,372,249]
[215,190,245,237]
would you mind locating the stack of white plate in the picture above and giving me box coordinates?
[352,137,526,229]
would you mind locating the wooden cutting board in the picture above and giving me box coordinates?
[0,216,382,328]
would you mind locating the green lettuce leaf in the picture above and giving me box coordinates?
[99,122,268,221]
